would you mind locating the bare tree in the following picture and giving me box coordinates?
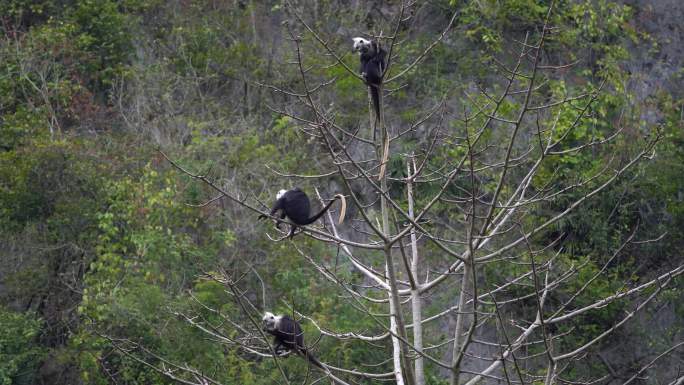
[108,1,683,385]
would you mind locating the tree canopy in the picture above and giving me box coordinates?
[0,1,682,385]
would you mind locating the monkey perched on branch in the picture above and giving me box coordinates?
[352,37,387,121]
[262,312,323,369]
[258,188,346,238]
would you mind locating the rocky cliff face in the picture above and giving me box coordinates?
[624,0,683,122]
[608,2,684,382]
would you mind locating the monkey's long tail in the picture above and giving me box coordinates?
[375,85,391,181]
[299,350,352,385]
[370,84,381,123]
[299,348,325,369]
[334,194,347,225]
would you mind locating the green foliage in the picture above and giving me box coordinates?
[0,308,45,385]
[68,0,133,89]
[72,158,251,384]
[0,2,134,146]
[0,0,58,29]
[457,0,547,51]
[0,140,104,232]
[0,0,681,384]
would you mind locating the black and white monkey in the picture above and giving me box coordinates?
[258,188,346,238]
[262,312,323,369]
[352,37,387,120]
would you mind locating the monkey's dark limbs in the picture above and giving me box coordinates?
[273,340,290,355]
[257,213,281,229]
[257,214,299,240]
[287,226,299,239]
[258,197,286,229]
[278,211,287,229]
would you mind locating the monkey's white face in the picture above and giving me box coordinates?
[352,37,371,53]
[276,189,288,200]
[262,312,280,331]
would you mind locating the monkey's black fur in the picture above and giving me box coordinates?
[262,312,323,369]
[354,38,387,120]
[258,188,345,238]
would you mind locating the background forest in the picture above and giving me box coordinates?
[0,0,682,384]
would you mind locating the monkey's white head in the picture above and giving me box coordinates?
[262,312,281,331]
[276,189,288,200]
[352,37,372,53]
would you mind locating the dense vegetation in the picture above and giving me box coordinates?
[1,1,682,384]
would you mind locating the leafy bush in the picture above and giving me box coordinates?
[0,308,45,385]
